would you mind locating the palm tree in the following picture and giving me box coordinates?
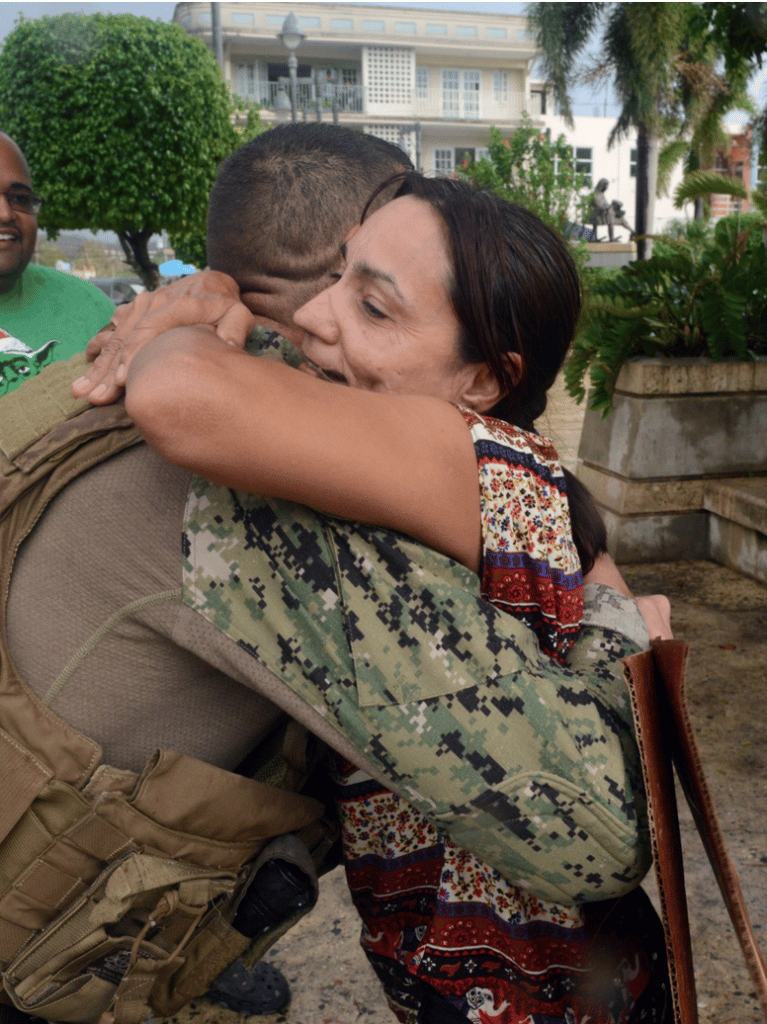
[528,2,764,258]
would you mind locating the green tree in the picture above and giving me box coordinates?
[0,12,240,289]
[528,2,766,258]
[458,118,592,249]
[168,103,269,271]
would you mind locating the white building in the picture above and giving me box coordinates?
[538,109,689,238]
[172,2,544,175]
[173,3,706,236]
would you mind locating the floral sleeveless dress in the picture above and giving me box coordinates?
[334,411,669,1024]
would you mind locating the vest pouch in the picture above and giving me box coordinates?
[4,851,240,1024]
[118,750,324,859]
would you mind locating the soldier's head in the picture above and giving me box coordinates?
[206,123,412,335]
[0,133,40,296]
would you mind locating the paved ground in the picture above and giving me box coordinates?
[165,558,767,1024]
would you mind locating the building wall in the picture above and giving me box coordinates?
[173,1,540,176]
[539,113,689,235]
[710,127,753,219]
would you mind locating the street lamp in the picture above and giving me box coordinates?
[278,12,305,124]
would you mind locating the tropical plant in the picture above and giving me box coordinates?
[528,2,767,257]
[0,12,245,289]
[457,118,592,244]
[565,208,767,414]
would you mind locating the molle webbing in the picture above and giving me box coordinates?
[0,393,323,1024]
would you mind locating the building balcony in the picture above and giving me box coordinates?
[241,82,529,124]
[412,88,527,122]
[248,81,367,115]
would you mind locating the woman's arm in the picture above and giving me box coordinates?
[125,327,483,572]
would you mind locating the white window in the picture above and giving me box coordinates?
[265,15,284,25]
[331,18,353,31]
[231,12,254,25]
[530,88,547,115]
[416,68,428,98]
[442,70,480,119]
[476,147,490,162]
[395,22,416,34]
[442,70,460,117]
[493,71,509,103]
[236,62,257,98]
[463,70,480,119]
[575,146,593,186]
[456,25,477,36]
[298,16,320,29]
[426,24,447,35]
[487,27,507,38]
[364,20,385,32]
[434,149,455,175]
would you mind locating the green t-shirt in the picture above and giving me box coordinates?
[0,264,114,396]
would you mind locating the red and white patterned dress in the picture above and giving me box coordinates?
[335,412,668,1024]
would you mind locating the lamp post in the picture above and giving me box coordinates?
[278,12,305,124]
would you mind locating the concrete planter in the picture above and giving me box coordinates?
[577,357,767,562]
[583,241,636,269]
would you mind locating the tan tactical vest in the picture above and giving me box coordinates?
[0,393,332,1024]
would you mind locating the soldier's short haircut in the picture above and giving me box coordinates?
[206,123,413,284]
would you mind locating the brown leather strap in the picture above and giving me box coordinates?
[623,645,697,1024]
[624,640,767,1024]
[652,639,767,1018]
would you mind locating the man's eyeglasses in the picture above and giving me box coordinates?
[1,190,44,215]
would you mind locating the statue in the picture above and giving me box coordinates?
[610,199,634,240]
[588,178,615,241]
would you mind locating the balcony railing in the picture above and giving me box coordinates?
[241,81,366,114]
[413,89,527,121]
[237,82,528,122]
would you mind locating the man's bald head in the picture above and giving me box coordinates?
[206,124,412,329]
[0,133,38,294]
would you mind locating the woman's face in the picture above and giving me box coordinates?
[293,196,476,402]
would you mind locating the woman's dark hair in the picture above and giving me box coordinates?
[362,172,606,572]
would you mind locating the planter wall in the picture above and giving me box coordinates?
[584,241,636,269]
[577,357,767,563]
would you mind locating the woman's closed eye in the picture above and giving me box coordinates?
[363,299,386,320]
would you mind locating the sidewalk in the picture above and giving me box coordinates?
[168,559,767,1024]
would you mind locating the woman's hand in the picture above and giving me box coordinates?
[71,270,256,406]
[636,594,673,641]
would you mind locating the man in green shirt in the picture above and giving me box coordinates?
[0,133,114,396]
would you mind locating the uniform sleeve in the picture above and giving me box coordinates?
[183,486,651,905]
